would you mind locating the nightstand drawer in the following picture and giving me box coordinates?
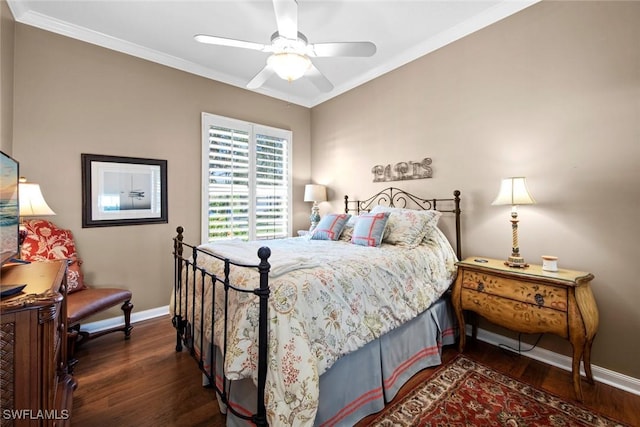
[461,290,568,336]
[461,270,568,312]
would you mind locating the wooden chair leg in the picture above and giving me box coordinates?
[65,300,133,371]
[122,300,133,339]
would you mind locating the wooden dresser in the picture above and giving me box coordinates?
[451,257,598,401]
[1,261,76,426]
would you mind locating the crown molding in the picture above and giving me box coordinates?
[8,0,540,109]
[308,0,541,107]
[9,5,312,107]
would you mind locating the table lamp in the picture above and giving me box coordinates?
[18,177,56,246]
[303,184,326,231]
[492,177,535,268]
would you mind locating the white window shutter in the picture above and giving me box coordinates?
[202,113,291,243]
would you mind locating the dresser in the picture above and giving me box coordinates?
[1,261,76,426]
[451,257,598,401]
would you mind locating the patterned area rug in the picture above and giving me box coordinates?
[370,355,628,427]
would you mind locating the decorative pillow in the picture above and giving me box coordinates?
[310,214,351,241]
[370,206,442,248]
[338,215,358,242]
[350,212,390,247]
[20,219,88,293]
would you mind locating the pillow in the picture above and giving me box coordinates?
[338,215,358,242]
[310,214,351,241]
[20,219,88,293]
[370,206,442,248]
[350,212,390,247]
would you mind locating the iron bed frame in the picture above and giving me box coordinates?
[171,188,461,426]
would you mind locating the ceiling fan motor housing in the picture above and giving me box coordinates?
[270,31,309,55]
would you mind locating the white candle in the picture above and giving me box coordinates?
[542,255,558,272]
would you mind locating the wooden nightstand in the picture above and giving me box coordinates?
[451,257,598,401]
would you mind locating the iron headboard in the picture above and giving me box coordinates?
[344,187,461,260]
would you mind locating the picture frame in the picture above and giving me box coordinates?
[81,154,168,228]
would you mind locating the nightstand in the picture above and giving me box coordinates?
[451,257,598,401]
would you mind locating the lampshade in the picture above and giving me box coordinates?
[268,53,312,82]
[303,184,327,202]
[491,177,536,206]
[19,178,56,217]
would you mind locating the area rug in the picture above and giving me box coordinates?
[370,355,628,427]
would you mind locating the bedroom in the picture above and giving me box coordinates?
[1,0,639,424]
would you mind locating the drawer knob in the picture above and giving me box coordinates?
[477,282,484,292]
[535,293,545,306]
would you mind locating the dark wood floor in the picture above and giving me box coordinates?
[71,316,640,426]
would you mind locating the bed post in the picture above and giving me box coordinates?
[453,190,462,260]
[173,226,185,352]
[254,246,271,427]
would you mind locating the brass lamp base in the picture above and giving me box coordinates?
[505,255,529,268]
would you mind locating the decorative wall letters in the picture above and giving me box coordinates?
[371,158,433,182]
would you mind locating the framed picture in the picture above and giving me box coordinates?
[82,154,168,227]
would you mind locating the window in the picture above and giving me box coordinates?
[201,113,292,243]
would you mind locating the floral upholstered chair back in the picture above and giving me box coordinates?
[21,219,87,293]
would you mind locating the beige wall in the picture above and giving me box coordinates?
[12,25,312,319]
[311,1,640,378]
[1,0,14,154]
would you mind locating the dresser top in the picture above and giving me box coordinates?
[457,257,594,286]
[1,260,66,311]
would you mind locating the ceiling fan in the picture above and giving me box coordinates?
[194,0,376,92]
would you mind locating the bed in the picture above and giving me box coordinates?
[171,187,462,427]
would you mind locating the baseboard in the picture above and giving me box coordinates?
[81,305,169,333]
[466,325,640,397]
[81,308,640,397]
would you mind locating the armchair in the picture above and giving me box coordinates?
[20,219,133,370]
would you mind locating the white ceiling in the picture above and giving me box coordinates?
[8,0,539,108]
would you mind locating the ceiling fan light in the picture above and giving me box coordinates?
[267,53,311,82]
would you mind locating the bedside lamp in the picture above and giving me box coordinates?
[18,177,56,246]
[303,184,326,231]
[492,177,535,268]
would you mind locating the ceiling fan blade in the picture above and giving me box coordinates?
[272,0,298,40]
[194,34,267,51]
[247,65,275,89]
[309,42,377,57]
[306,64,334,93]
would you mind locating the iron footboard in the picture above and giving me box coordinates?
[172,226,271,426]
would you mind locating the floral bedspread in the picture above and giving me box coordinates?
[172,228,457,426]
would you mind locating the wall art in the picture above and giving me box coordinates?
[371,158,432,182]
[82,154,168,227]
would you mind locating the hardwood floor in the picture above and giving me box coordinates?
[71,315,224,427]
[71,315,640,426]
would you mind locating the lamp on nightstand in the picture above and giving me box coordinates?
[303,184,326,231]
[492,177,536,268]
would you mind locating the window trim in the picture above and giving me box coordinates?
[201,112,293,243]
